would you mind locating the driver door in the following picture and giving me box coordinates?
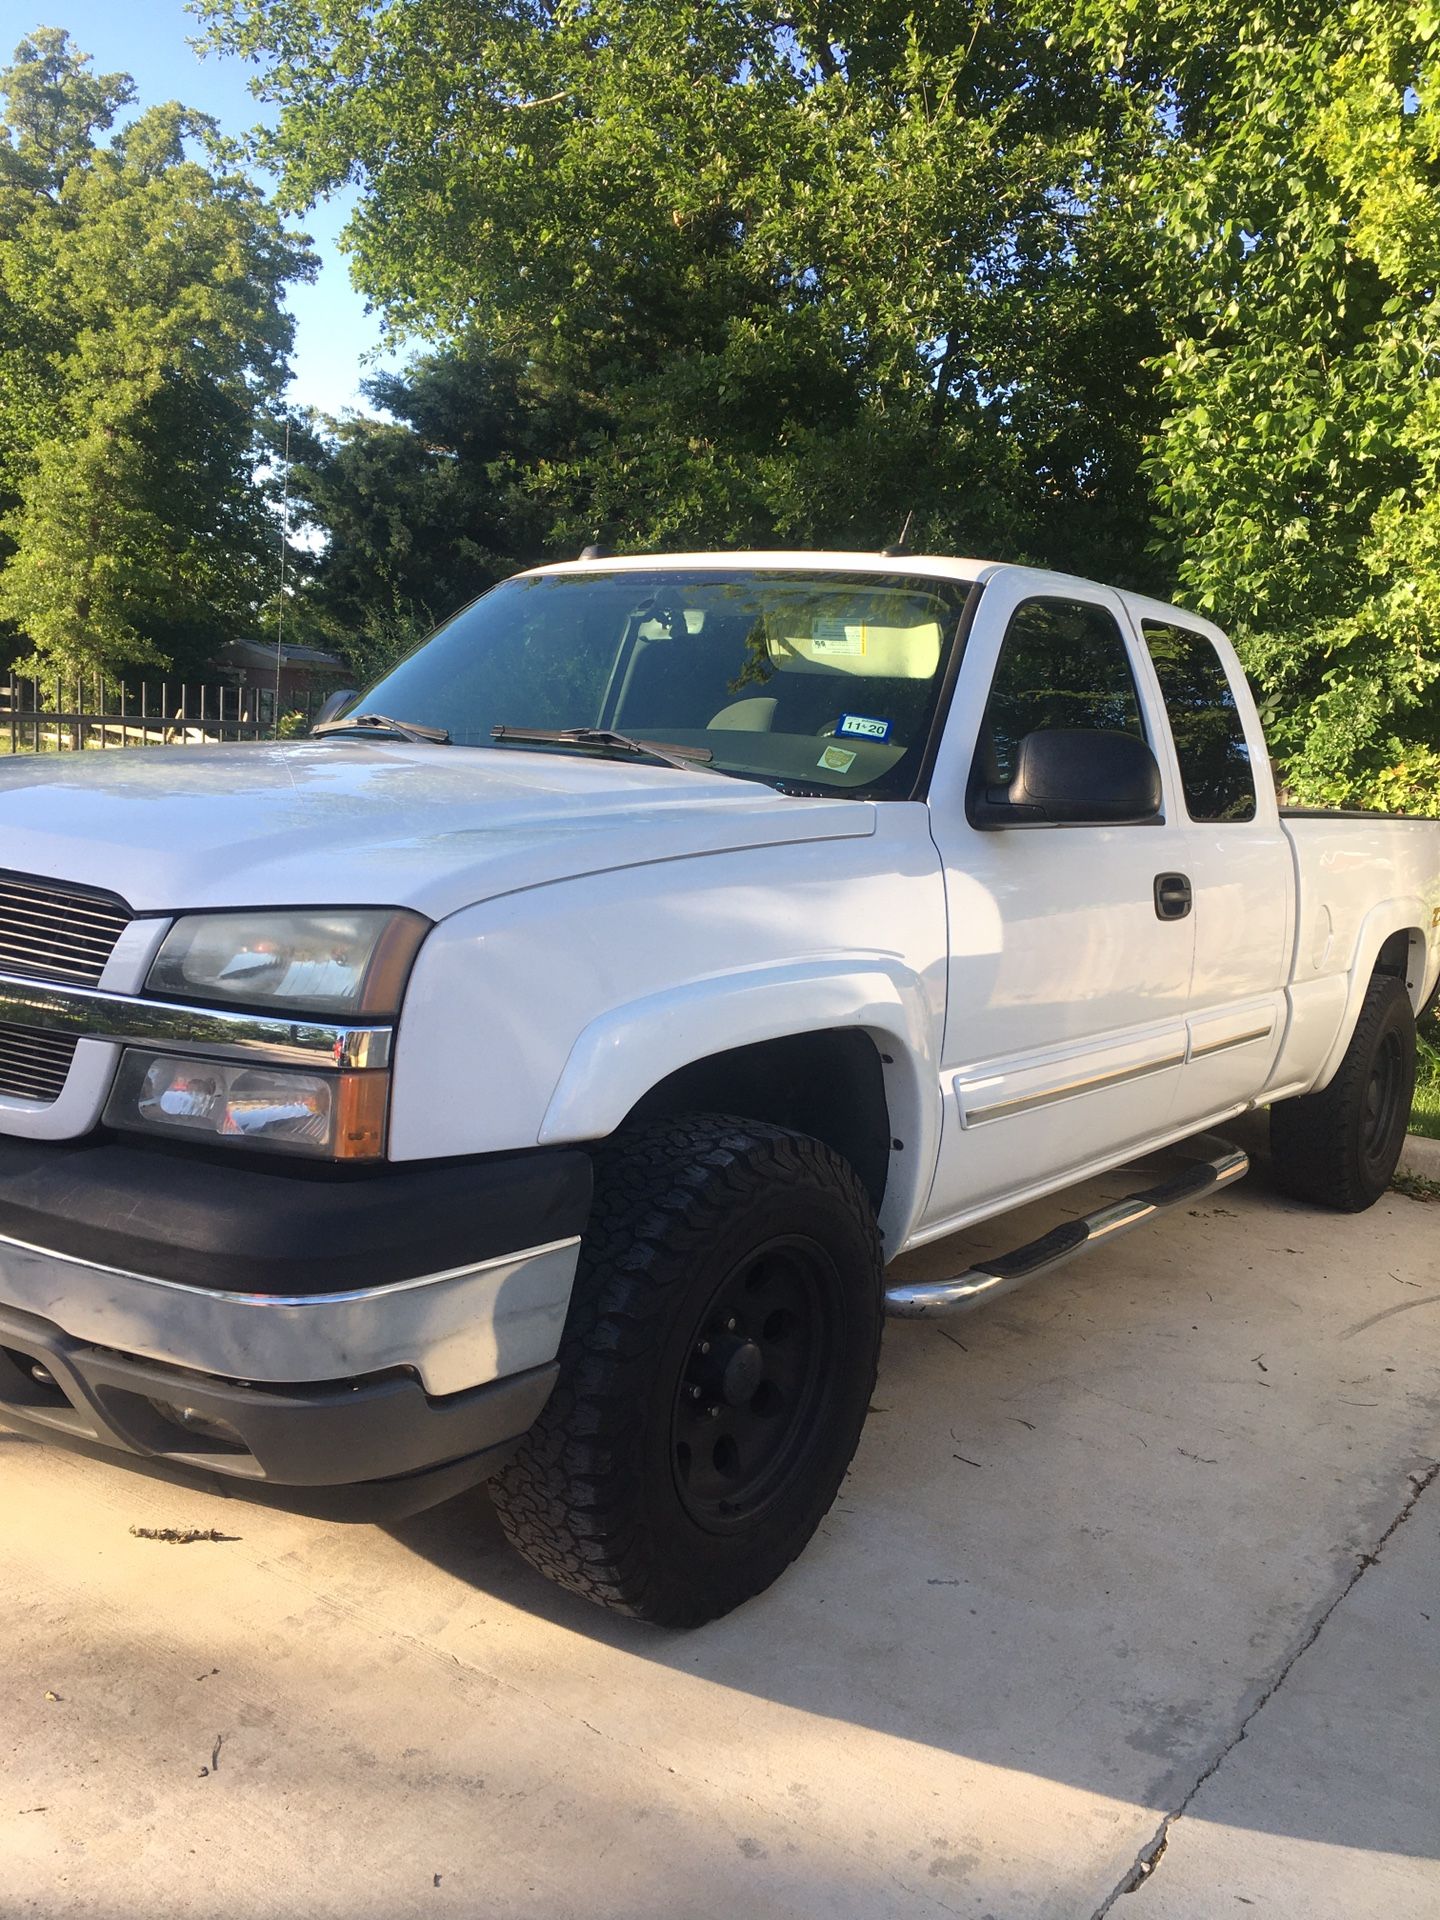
[918,573,1197,1233]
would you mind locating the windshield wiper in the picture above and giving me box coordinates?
[313,711,451,744]
[491,725,713,772]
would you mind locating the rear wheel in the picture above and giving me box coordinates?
[490,1115,883,1626]
[1270,972,1416,1211]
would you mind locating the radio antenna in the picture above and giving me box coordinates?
[881,510,914,557]
[273,419,291,730]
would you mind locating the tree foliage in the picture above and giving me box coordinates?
[0,9,1434,807]
[284,341,579,646]
[0,30,314,677]
[201,0,1440,808]
[200,0,1167,585]
[1057,0,1440,808]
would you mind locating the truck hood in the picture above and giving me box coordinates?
[0,740,875,921]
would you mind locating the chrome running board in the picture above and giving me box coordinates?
[884,1132,1249,1320]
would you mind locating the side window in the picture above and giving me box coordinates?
[974,597,1146,788]
[1143,623,1257,823]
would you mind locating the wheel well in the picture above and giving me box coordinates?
[1373,928,1427,1008]
[623,1029,893,1211]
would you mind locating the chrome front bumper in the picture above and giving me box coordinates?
[0,1228,580,1397]
[0,1126,589,1508]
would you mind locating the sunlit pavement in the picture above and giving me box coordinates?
[2,1147,1437,1919]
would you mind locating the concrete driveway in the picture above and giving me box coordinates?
[3,1147,1437,1919]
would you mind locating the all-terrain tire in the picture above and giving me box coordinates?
[489,1115,884,1627]
[1269,972,1416,1211]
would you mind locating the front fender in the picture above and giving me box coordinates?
[538,958,941,1249]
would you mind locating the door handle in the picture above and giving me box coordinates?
[1154,872,1193,921]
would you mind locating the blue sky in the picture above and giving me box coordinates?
[11,2,399,415]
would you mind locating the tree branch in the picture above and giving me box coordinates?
[500,90,573,112]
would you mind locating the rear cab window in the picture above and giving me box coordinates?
[1142,623,1258,823]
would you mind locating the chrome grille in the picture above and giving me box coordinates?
[0,870,132,987]
[0,1023,80,1103]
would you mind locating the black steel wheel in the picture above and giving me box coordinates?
[672,1235,836,1531]
[1271,971,1416,1211]
[490,1116,883,1626]
[1359,1028,1406,1166]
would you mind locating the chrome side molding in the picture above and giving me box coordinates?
[1188,1022,1274,1060]
[0,970,393,1071]
[961,1048,1186,1127]
[884,1132,1250,1319]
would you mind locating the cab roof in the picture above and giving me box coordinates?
[522,550,1223,640]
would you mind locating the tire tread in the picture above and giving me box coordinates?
[1270,972,1415,1211]
[490,1115,882,1625]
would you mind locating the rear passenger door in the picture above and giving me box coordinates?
[920,575,1197,1229]
[1133,613,1291,1123]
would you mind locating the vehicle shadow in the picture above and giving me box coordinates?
[382,1138,1440,1865]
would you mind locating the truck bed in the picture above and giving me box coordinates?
[1273,810,1440,1094]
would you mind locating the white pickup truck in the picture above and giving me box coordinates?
[1,552,1437,1624]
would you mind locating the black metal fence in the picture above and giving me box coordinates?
[2,674,331,753]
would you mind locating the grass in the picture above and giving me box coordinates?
[1414,1020,1440,1142]
[1412,1060,1440,1142]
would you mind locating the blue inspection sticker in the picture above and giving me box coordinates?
[836,713,893,743]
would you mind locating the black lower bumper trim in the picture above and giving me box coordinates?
[0,1412,516,1521]
[0,1134,592,1295]
[0,1298,555,1501]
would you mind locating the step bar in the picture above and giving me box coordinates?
[884,1133,1250,1320]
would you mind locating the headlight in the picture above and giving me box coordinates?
[145,910,428,1017]
[103,1051,388,1160]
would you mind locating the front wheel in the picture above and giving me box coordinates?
[1269,972,1416,1211]
[490,1116,883,1626]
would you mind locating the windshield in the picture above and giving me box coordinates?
[336,568,972,796]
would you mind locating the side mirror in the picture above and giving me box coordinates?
[313,688,359,729]
[972,728,1162,828]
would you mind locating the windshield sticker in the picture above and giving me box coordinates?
[818,744,858,773]
[836,714,892,743]
[810,619,864,657]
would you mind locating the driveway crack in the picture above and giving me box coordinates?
[1089,1458,1439,1918]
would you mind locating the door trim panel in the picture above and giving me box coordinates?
[1188,1023,1273,1060]
[955,1022,1189,1129]
[1185,1003,1277,1061]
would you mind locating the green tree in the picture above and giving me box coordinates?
[0,30,314,678]
[285,340,576,642]
[203,0,1440,807]
[1059,0,1440,808]
[199,0,1166,583]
